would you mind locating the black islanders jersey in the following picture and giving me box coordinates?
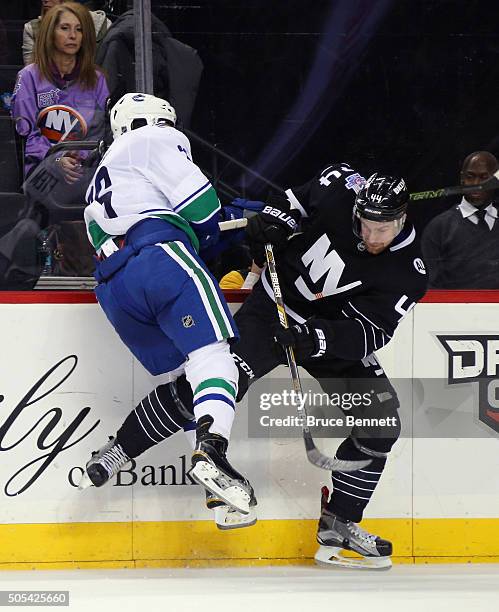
[261,163,428,361]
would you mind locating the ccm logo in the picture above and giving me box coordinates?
[262,206,297,230]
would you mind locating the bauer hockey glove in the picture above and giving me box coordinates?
[273,322,328,361]
[245,195,300,266]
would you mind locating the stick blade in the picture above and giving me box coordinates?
[307,447,371,472]
[304,435,371,471]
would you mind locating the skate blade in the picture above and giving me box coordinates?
[77,472,94,490]
[190,461,250,515]
[314,545,392,570]
[214,506,257,530]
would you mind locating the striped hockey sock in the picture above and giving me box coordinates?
[192,377,236,440]
[327,437,387,523]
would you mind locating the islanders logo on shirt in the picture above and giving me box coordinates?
[37,104,88,143]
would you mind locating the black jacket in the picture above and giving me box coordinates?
[96,10,203,129]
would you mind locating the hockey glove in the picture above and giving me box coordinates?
[273,322,329,361]
[245,195,300,266]
[220,198,265,222]
[230,197,265,212]
[220,205,244,222]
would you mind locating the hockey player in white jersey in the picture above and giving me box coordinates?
[79,93,255,523]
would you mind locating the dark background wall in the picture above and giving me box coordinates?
[152,0,499,230]
[5,0,499,230]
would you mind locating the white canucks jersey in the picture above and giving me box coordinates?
[84,124,220,253]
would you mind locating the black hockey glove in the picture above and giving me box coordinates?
[273,321,329,362]
[245,195,300,266]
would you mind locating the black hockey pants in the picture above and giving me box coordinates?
[231,281,401,522]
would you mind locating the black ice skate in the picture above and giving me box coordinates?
[205,488,257,530]
[190,415,253,515]
[78,436,131,489]
[315,486,392,570]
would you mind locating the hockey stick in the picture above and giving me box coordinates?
[409,170,499,201]
[264,243,371,472]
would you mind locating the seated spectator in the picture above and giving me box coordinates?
[422,151,499,288]
[23,0,111,66]
[13,2,109,178]
[12,2,109,276]
[96,8,202,128]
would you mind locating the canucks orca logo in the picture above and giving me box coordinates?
[438,334,499,435]
[37,104,88,144]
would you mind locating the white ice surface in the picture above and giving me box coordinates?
[0,564,498,612]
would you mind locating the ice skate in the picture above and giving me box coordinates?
[78,436,131,489]
[206,489,257,530]
[190,415,253,515]
[314,487,392,570]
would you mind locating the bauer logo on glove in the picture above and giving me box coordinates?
[261,205,299,231]
[273,321,329,361]
[245,194,301,266]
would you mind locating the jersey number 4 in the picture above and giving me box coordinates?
[86,165,116,218]
[295,233,362,300]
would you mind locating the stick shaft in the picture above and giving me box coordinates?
[262,243,371,471]
[410,171,499,201]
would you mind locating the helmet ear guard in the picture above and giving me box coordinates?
[109,93,177,140]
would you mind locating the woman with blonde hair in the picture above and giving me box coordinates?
[12,1,109,180]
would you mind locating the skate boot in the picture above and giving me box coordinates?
[314,486,392,570]
[78,436,131,489]
[190,415,253,515]
[206,488,258,530]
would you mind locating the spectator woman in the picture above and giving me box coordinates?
[12,2,109,276]
[23,0,111,66]
[12,1,109,180]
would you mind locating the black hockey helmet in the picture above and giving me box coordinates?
[353,173,408,236]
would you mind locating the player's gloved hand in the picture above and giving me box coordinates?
[273,322,328,361]
[220,205,245,221]
[245,195,300,266]
[220,198,266,227]
[230,198,265,212]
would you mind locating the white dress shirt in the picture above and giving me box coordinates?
[458,198,497,230]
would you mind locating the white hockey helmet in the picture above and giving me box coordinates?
[109,93,177,140]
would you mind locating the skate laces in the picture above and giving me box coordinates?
[99,444,129,477]
[347,522,377,545]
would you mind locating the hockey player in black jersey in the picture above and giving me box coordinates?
[237,164,428,568]
[78,163,427,567]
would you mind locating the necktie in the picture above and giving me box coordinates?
[475,208,488,229]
